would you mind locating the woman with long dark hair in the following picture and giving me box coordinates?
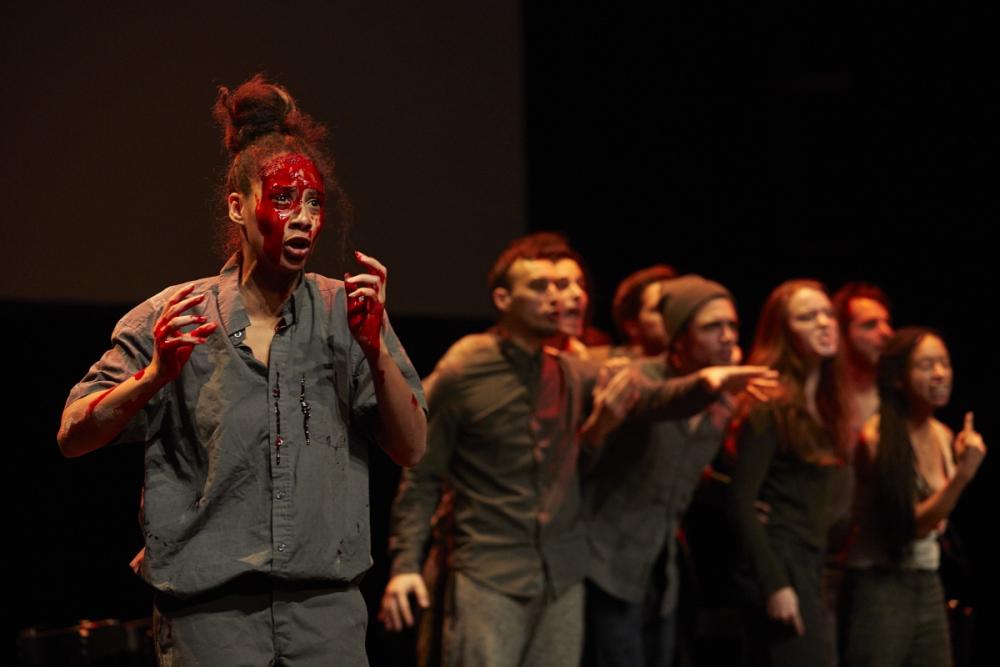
[840,327,986,666]
[728,279,849,665]
[58,75,427,665]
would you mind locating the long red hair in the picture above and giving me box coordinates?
[730,279,849,464]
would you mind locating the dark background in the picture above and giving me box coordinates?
[6,3,996,665]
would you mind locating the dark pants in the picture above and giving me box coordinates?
[153,577,368,666]
[737,543,831,667]
[583,580,676,667]
[839,568,951,667]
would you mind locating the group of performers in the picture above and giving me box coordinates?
[58,76,985,667]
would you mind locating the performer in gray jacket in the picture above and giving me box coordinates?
[583,274,744,667]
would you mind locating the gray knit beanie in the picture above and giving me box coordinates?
[659,275,733,344]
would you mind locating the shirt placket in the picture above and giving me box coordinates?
[269,319,294,572]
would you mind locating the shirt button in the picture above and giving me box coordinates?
[275,491,284,500]
[277,543,287,553]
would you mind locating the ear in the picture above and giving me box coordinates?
[492,286,512,314]
[228,192,247,226]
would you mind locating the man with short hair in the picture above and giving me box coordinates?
[832,282,894,433]
[610,264,678,358]
[380,239,771,667]
[583,274,744,667]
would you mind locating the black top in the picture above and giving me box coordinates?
[729,404,841,598]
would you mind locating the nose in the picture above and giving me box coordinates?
[287,203,315,232]
[816,312,833,328]
[721,323,737,343]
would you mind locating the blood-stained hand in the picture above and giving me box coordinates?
[149,284,217,384]
[346,250,387,361]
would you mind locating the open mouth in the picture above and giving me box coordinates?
[283,236,312,259]
[285,236,311,250]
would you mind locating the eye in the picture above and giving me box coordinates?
[527,279,550,293]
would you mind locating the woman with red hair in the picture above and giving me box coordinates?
[728,279,849,666]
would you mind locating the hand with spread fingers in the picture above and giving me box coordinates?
[579,360,643,445]
[149,284,218,385]
[345,250,387,361]
[379,573,430,632]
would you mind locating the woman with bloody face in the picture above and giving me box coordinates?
[57,75,427,665]
[727,279,850,666]
[839,328,985,666]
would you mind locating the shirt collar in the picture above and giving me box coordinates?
[215,254,307,336]
[499,336,543,380]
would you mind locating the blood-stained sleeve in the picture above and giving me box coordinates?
[64,302,165,446]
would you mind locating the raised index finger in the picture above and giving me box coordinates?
[964,411,975,434]
[354,250,387,280]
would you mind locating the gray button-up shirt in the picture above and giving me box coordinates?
[67,256,425,598]
[389,335,715,600]
[583,357,732,615]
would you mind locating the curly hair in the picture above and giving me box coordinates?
[212,74,351,258]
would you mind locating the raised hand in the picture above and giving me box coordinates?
[149,284,217,384]
[346,250,387,361]
[954,411,986,482]
[579,361,642,445]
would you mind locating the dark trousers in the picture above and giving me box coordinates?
[153,576,368,666]
[737,544,831,667]
[839,568,951,667]
[583,580,677,667]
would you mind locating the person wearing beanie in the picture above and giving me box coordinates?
[382,242,775,667]
[582,274,745,667]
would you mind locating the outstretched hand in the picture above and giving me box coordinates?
[149,284,217,384]
[346,250,387,361]
[698,365,780,400]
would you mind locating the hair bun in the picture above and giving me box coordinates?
[213,73,326,155]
